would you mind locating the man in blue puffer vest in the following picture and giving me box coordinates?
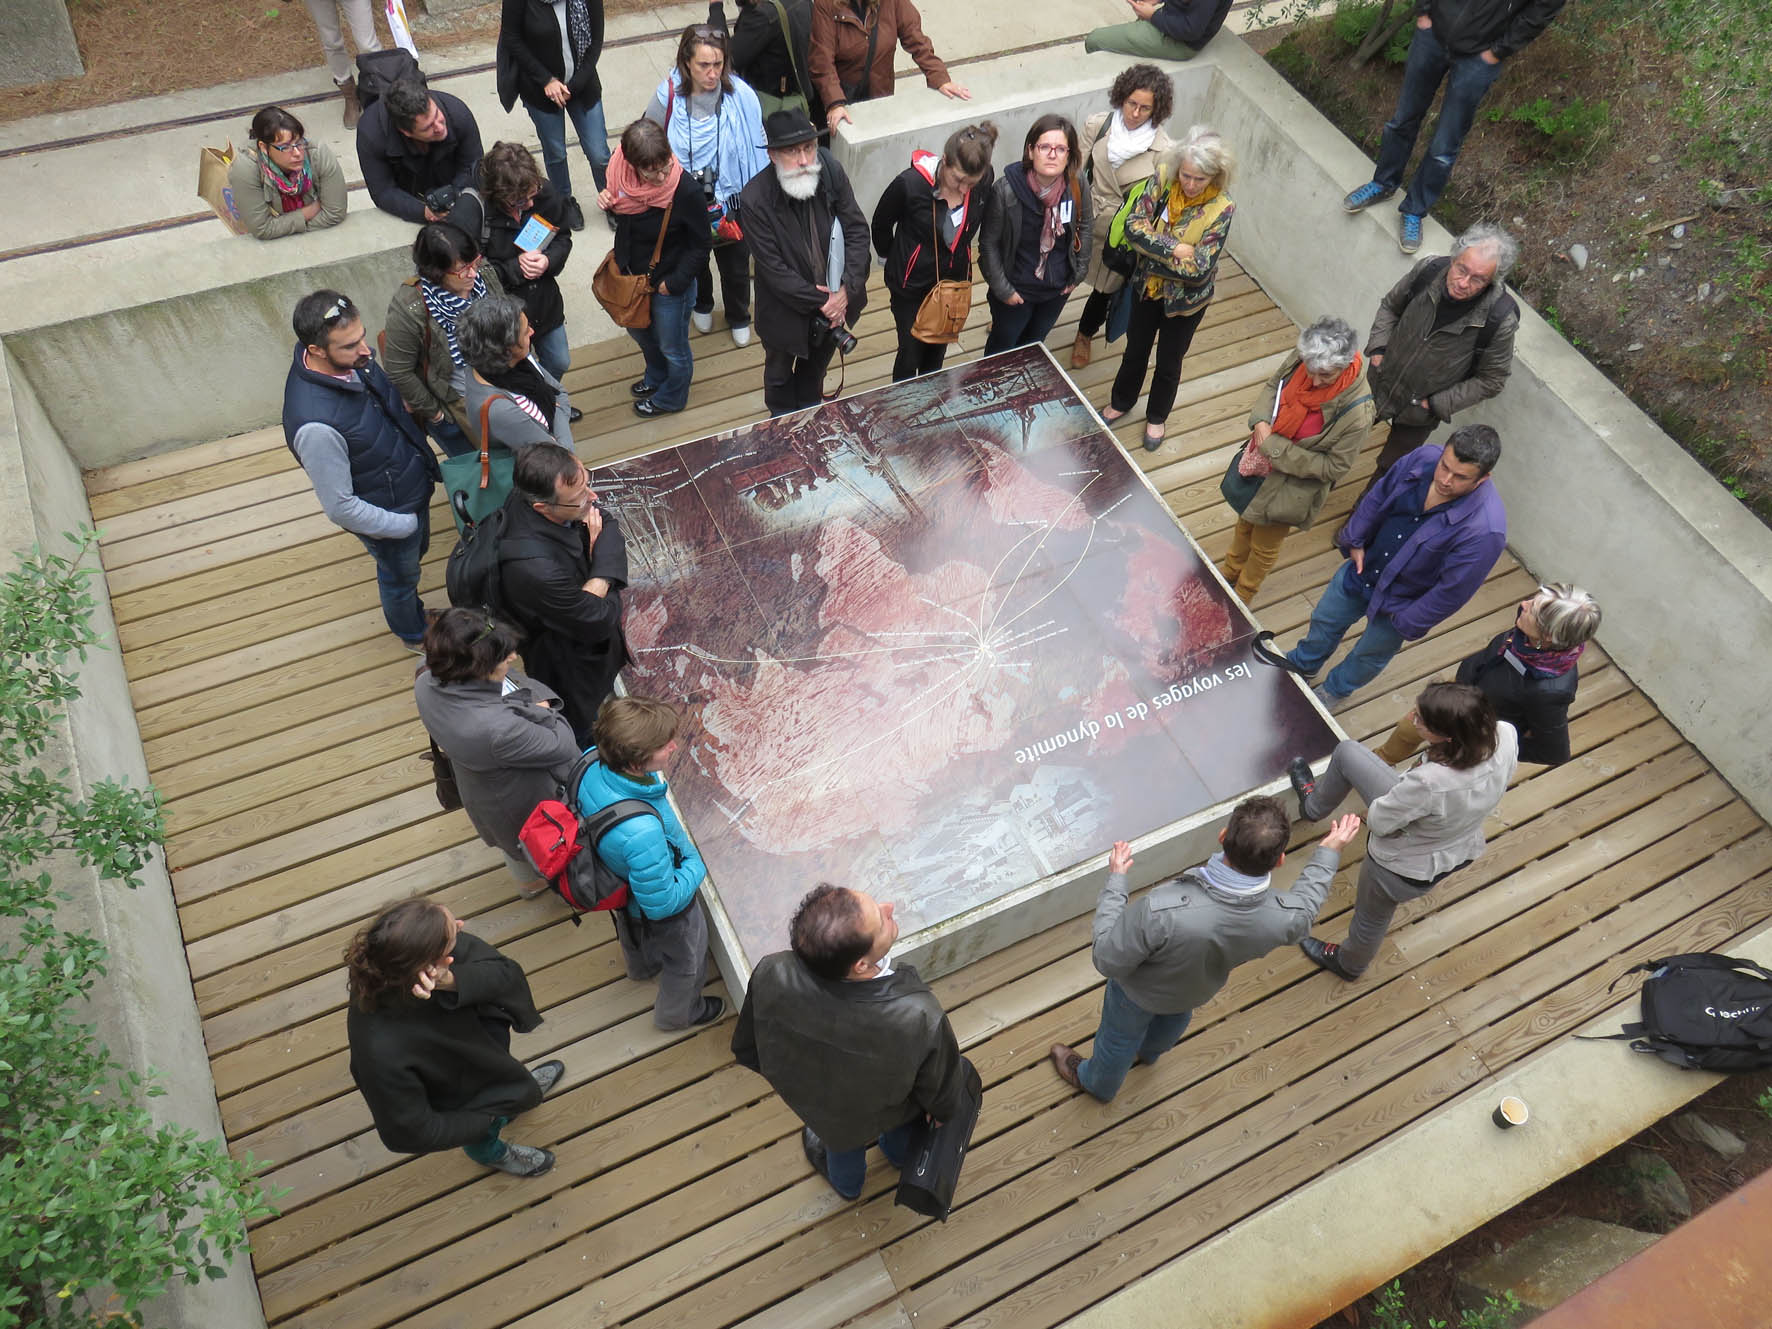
[575,695,724,1029]
[284,289,441,646]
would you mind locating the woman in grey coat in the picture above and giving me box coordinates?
[1287,681,1517,980]
[414,607,582,892]
[455,293,575,453]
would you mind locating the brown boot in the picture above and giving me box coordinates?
[1070,333,1092,370]
[340,75,363,130]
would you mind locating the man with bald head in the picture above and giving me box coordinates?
[732,882,970,1200]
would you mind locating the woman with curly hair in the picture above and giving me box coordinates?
[1070,65,1174,369]
[345,897,566,1177]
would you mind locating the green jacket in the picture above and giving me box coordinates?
[381,266,505,429]
[227,140,348,240]
[1240,354,1374,530]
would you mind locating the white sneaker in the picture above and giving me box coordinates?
[691,309,713,334]
[731,323,753,348]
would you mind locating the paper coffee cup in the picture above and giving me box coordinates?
[1492,1096,1528,1129]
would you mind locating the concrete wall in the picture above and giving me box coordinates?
[0,350,267,1329]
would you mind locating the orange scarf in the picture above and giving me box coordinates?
[1272,354,1362,439]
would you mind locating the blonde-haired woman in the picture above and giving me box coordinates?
[1101,125,1235,450]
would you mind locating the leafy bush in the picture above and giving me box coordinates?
[1367,1279,1526,1329]
[1331,0,1414,63]
[0,531,275,1328]
[1493,94,1611,162]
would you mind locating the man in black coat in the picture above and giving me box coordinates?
[357,76,485,222]
[497,442,629,745]
[739,107,870,417]
[1341,0,1567,254]
[732,883,971,1200]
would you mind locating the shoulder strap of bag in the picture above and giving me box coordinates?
[843,3,883,101]
[649,199,675,271]
[767,0,802,84]
[1320,393,1373,434]
[474,392,517,489]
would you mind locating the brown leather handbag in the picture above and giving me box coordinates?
[911,204,973,345]
[592,200,674,330]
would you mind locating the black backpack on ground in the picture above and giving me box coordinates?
[1591,953,1772,1071]
[355,49,423,111]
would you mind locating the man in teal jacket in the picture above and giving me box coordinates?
[575,696,725,1028]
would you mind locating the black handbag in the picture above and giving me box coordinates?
[893,1057,983,1221]
[422,737,463,812]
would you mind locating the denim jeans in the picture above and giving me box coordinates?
[356,506,431,644]
[1285,561,1408,700]
[983,292,1069,356]
[823,1118,917,1200]
[627,285,694,411]
[1373,24,1506,218]
[1077,979,1192,1102]
[526,98,611,200]
[531,322,571,382]
[427,414,474,458]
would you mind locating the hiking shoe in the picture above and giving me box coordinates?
[1300,937,1359,982]
[1286,756,1318,820]
[1342,181,1394,213]
[1399,213,1423,254]
[530,1060,566,1096]
[486,1142,556,1177]
[691,996,726,1026]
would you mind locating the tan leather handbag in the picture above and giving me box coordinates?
[910,204,972,345]
[592,200,674,330]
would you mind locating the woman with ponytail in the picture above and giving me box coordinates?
[345,898,565,1177]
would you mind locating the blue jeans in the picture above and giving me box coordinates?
[984,292,1069,356]
[526,98,611,199]
[427,414,474,457]
[627,285,694,411]
[1372,24,1506,218]
[531,322,571,382]
[356,506,430,644]
[824,1118,917,1200]
[1077,979,1192,1102]
[1285,561,1408,700]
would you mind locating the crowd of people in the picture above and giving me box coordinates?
[279,0,1599,1198]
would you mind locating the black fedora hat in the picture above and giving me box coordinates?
[764,107,819,150]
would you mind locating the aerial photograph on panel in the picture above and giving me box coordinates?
[594,347,1337,969]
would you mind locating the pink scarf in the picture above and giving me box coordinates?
[1030,170,1068,281]
[604,146,682,215]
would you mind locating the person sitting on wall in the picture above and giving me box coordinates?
[1051,800,1360,1103]
[809,0,969,138]
[1084,0,1234,61]
[357,75,485,222]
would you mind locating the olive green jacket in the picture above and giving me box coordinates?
[382,266,505,429]
[227,140,348,240]
[1239,354,1374,530]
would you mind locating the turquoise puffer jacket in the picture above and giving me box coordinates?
[574,759,706,921]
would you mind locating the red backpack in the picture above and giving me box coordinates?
[517,750,658,924]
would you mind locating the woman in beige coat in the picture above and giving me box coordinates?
[1069,64,1174,369]
[227,105,348,240]
[1218,316,1374,603]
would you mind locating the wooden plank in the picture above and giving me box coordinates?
[99,481,322,566]
[84,424,285,497]
[97,465,315,544]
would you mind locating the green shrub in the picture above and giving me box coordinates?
[0,531,276,1328]
[1494,94,1611,162]
[1330,0,1414,63]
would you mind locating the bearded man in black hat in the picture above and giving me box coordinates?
[738,107,871,416]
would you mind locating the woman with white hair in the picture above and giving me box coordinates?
[1101,125,1235,450]
[1374,582,1602,767]
[1218,316,1374,603]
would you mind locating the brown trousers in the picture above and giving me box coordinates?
[1218,519,1290,603]
[1374,709,1425,765]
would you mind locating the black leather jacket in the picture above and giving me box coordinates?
[732,952,969,1151]
[1422,0,1566,60]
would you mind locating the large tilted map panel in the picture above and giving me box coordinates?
[593,346,1338,969]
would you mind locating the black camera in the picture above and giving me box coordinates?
[812,315,858,355]
[424,184,460,215]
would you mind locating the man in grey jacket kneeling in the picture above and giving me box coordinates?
[733,883,971,1200]
[1051,797,1361,1102]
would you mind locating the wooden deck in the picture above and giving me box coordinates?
[89,260,1772,1329]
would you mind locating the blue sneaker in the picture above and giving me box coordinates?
[1342,181,1393,213]
[1399,213,1423,254]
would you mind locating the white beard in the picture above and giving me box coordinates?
[775,158,822,200]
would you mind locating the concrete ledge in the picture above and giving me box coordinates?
[0,349,267,1328]
[1070,922,1772,1329]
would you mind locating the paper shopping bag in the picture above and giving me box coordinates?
[198,141,247,234]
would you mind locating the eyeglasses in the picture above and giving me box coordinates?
[269,137,309,152]
[1033,143,1069,156]
[448,258,483,279]
[690,23,726,39]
